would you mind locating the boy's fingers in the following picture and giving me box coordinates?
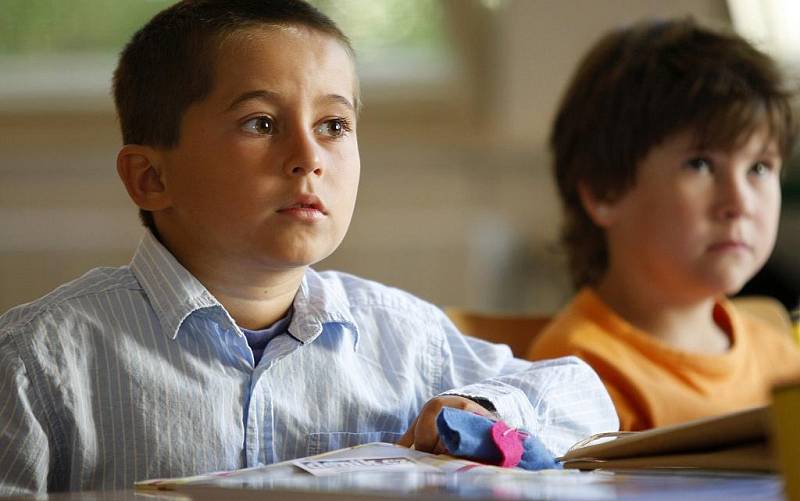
[396,416,419,447]
[396,430,413,448]
[408,405,441,453]
[398,396,494,452]
[432,437,448,455]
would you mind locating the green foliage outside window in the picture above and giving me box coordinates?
[0,0,447,60]
[0,1,173,54]
[313,0,447,61]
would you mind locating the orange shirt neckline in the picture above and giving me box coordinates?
[573,288,742,376]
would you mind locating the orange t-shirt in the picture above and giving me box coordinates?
[527,288,800,431]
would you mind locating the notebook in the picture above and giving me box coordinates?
[558,405,773,471]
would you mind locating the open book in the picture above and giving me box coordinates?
[559,405,773,471]
[136,442,529,491]
[139,441,783,500]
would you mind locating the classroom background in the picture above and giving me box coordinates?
[1,0,799,315]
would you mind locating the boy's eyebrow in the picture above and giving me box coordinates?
[226,90,355,112]
[759,142,780,156]
[318,94,355,112]
[226,90,279,111]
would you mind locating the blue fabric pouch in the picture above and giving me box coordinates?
[435,407,561,470]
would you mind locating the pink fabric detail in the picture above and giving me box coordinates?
[490,420,524,468]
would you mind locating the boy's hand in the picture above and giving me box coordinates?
[397,395,495,454]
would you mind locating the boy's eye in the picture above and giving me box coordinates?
[315,118,352,138]
[242,116,274,135]
[686,157,712,172]
[749,161,774,176]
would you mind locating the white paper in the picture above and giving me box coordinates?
[293,456,438,476]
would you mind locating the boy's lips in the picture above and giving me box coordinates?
[276,194,328,216]
[707,239,752,253]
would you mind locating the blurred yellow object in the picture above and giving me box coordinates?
[792,306,800,346]
[731,296,793,339]
[771,381,800,501]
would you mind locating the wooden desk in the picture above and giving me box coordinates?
[2,491,187,501]
[3,470,784,500]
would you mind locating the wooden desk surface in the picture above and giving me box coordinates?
[5,470,783,501]
[2,491,188,501]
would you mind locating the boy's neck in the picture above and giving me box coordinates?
[593,273,731,355]
[181,254,305,330]
[155,229,306,330]
[205,271,302,330]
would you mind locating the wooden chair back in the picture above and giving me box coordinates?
[444,307,551,358]
[732,295,793,335]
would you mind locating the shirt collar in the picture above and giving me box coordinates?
[130,230,221,339]
[130,230,359,346]
[290,268,360,349]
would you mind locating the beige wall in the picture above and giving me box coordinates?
[0,0,732,314]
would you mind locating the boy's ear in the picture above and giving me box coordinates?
[577,181,615,228]
[116,145,172,211]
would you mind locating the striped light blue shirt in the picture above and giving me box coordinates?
[0,231,617,494]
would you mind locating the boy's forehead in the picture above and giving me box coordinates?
[209,24,357,95]
[223,23,319,46]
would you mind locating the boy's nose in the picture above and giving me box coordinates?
[715,176,753,220]
[283,133,323,177]
[286,159,322,176]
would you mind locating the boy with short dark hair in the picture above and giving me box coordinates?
[0,0,616,494]
[528,18,800,431]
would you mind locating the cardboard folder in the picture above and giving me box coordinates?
[559,406,774,472]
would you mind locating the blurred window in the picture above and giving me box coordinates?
[0,0,455,108]
[727,0,800,205]
[0,1,174,55]
[727,0,800,65]
[315,0,449,64]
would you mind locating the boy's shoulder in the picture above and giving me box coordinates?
[0,265,140,335]
[308,269,441,317]
[530,288,626,357]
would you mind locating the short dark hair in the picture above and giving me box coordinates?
[112,0,355,231]
[551,18,796,289]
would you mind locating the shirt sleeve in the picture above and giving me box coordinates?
[0,336,50,495]
[433,308,619,456]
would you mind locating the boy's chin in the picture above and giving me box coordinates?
[259,230,347,269]
[694,262,761,298]
[713,274,753,297]
[722,284,747,297]
[264,246,338,270]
